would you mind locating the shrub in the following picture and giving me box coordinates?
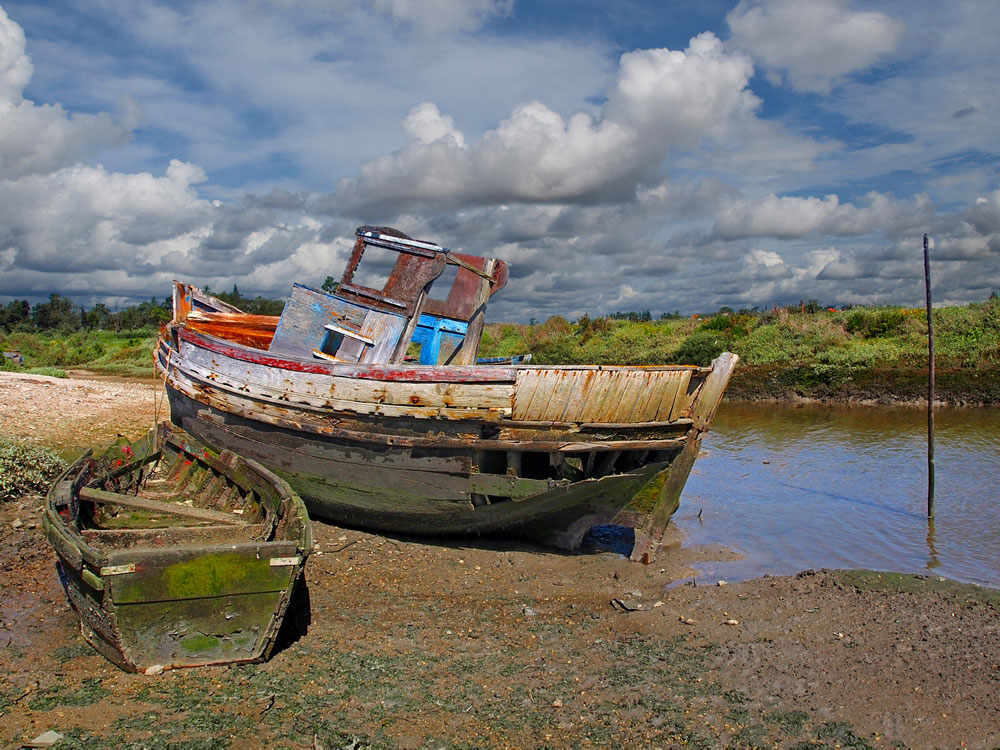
[0,437,67,501]
[673,330,727,366]
[23,367,68,378]
[481,323,531,359]
[737,324,800,364]
[846,308,906,338]
[700,313,754,339]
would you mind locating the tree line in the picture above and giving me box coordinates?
[0,294,172,333]
[0,286,286,334]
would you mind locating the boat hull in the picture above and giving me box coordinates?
[43,424,312,672]
[157,314,737,561]
[168,384,686,551]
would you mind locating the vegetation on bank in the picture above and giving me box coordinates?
[0,286,281,378]
[3,287,998,402]
[480,298,1000,403]
[1,329,158,378]
[0,437,66,502]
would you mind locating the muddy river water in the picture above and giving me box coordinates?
[676,401,1000,586]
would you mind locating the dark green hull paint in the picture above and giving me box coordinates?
[169,387,683,551]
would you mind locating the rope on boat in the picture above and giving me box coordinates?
[153,346,172,428]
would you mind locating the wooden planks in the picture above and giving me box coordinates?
[79,487,250,526]
[186,311,278,350]
[176,326,518,382]
[513,368,694,423]
[267,284,369,360]
[180,336,515,417]
[358,308,407,363]
[689,352,739,430]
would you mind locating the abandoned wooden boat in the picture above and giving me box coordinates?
[156,226,737,563]
[42,422,312,672]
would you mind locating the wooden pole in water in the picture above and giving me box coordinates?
[923,233,935,518]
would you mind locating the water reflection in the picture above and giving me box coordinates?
[926,518,940,572]
[676,402,1000,586]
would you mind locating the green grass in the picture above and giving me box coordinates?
[1,328,157,377]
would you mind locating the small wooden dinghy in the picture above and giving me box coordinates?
[43,422,312,672]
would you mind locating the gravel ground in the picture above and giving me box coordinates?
[0,371,164,451]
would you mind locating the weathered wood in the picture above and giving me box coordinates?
[81,523,266,548]
[79,486,250,526]
[923,233,935,518]
[629,432,703,564]
[423,252,508,322]
[43,423,312,672]
[513,368,696,424]
[186,311,278,350]
[187,415,479,503]
[172,281,245,324]
[690,352,739,431]
[364,307,409,363]
[178,326,519,382]
[178,359,511,421]
[504,418,694,431]
[449,258,495,365]
[267,284,369,360]
[169,369,694,459]
[107,542,300,603]
[659,370,693,421]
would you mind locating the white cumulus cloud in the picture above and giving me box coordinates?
[727,0,906,94]
[335,33,770,210]
[712,192,933,240]
[0,6,135,179]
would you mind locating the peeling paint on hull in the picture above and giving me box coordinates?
[158,267,737,563]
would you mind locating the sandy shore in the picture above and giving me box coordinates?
[0,371,164,450]
[1,371,997,748]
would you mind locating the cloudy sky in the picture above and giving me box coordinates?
[0,0,998,320]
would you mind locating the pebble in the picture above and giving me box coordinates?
[28,730,64,747]
[11,519,23,530]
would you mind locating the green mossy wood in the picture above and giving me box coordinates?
[43,422,312,672]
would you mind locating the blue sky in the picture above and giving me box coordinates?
[0,0,998,320]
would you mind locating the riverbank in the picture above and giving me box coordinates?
[1,371,998,747]
[481,300,1000,405]
[0,370,162,451]
[4,299,999,404]
[726,362,1000,405]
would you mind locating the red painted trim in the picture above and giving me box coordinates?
[175,326,517,383]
